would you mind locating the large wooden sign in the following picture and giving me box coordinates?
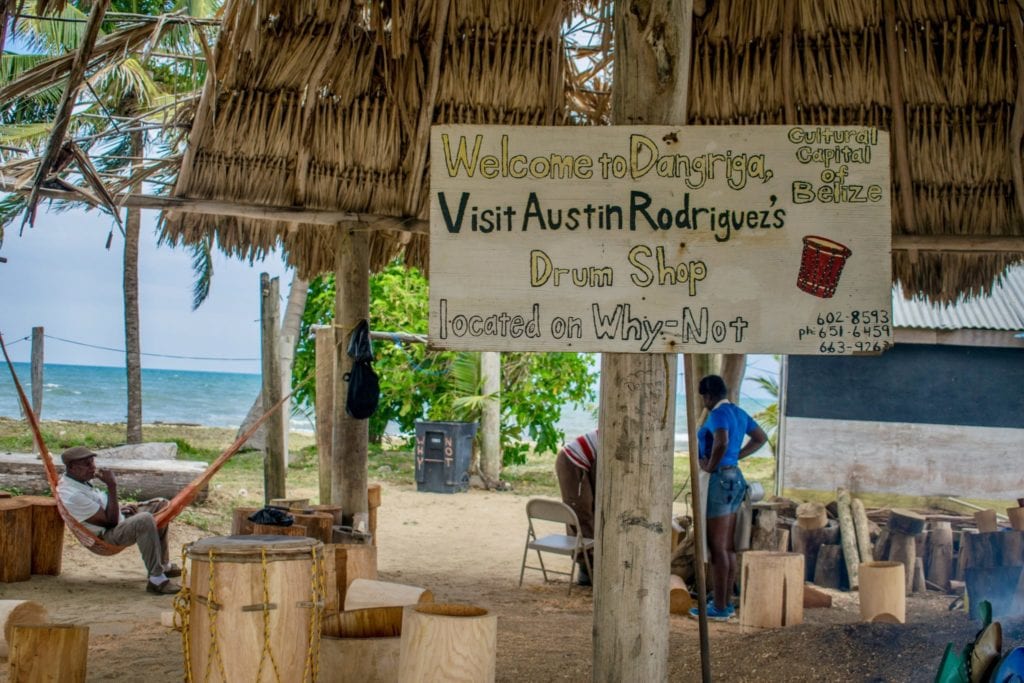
[429,125,892,354]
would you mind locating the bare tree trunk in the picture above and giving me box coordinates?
[720,354,746,404]
[124,130,144,444]
[332,227,369,529]
[594,3,691,682]
[478,351,501,485]
[237,274,309,450]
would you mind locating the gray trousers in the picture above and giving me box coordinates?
[100,498,170,577]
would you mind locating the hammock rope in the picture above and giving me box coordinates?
[1,332,304,556]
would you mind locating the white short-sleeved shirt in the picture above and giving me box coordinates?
[57,475,122,535]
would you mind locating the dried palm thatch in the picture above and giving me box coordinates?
[161,0,570,278]
[682,0,1024,302]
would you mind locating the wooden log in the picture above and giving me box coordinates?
[751,508,779,551]
[345,579,432,612]
[269,497,309,509]
[670,517,686,554]
[776,528,790,552]
[739,551,804,631]
[0,499,32,583]
[311,504,343,526]
[888,532,916,594]
[260,273,286,500]
[332,525,373,545]
[851,498,873,567]
[803,583,832,609]
[836,488,860,589]
[926,521,954,592]
[1008,507,1024,532]
[669,575,692,615]
[0,601,48,659]
[251,523,307,538]
[912,558,926,594]
[791,522,839,582]
[0,454,207,501]
[323,543,378,613]
[796,502,827,530]
[0,492,11,498]
[321,607,402,683]
[291,512,333,544]
[888,509,926,536]
[16,496,63,576]
[859,561,906,623]
[975,509,998,533]
[230,506,262,536]
[397,603,497,683]
[955,529,976,581]
[814,544,843,589]
[8,624,89,683]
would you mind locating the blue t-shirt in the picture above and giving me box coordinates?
[697,401,759,469]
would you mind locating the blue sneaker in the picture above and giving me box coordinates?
[687,601,734,622]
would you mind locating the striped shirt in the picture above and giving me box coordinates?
[562,430,598,471]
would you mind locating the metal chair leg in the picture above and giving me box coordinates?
[536,548,549,583]
[518,539,531,587]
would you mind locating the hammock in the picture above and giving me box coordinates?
[1,332,296,556]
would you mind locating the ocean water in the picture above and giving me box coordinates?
[0,360,777,448]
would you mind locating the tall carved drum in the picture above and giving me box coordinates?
[182,536,325,683]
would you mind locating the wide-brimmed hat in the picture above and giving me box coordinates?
[61,446,98,466]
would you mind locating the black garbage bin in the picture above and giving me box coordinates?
[414,421,478,493]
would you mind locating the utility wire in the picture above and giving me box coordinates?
[42,333,259,362]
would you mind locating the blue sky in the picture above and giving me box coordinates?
[1,206,290,373]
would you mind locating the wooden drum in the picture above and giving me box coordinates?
[183,535,325,683]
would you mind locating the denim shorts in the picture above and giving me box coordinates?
[707,467,747,519]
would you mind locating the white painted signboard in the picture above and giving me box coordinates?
[429,125,892,354]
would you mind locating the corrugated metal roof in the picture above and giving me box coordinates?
[893,266,1024,331]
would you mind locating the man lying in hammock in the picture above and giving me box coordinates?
[57,446,182,595]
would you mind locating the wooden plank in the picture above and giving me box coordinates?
[783,417,1024,499]
[315,327,336,504]
[261,274,286,501]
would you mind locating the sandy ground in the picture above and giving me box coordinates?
[0,483,1020,682]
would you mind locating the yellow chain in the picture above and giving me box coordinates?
[204,548,228,683]
[255,547,283,683]
[304,545,325,682]
[174,544,192,683]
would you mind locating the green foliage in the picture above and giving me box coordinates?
[292,261,598,466]
[751,358,780,454]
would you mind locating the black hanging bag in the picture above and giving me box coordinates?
[344,320,380,419]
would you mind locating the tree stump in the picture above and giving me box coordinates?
[814,544,843,589]
[796,502,827,530]
[739,551,804,632]
[18,496,64,575]
[888,532,917,594]
[0,499,32,583]
[251,523,307,538]
[311,504,344,526]
[669,575,692,615]
[974,509,998,533]
[926,521,953,592]
[888,509,926,536]
[292,512,333,544]
[750,508,779,551]
[0,600,48,659]
[230,506,262,535]
[792,522,839,582]
[8,624,89,683]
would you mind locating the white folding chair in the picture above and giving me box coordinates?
[518,497,595,595]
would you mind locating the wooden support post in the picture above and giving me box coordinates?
[29,328,42,419]
[9,624,89,683]
[260,273,286,502]
[595,3,693,682]
[331,227,370,529]
[315,326,336,503]
[478,351,501,485]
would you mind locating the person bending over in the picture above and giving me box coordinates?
[690,375,767,621]
[57,446,181,595]
[554,429,598,586]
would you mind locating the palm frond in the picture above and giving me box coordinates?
[0,121,53,145]
[189,235,213,310]
[0,53,50,83]
[14,5,93,54]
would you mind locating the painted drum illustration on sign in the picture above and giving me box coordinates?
[429,125,893,355]
[797,235,853,299]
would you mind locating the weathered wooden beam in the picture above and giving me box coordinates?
[261,274,286,502]
[0,181,428,233]
[892,235,1024,253]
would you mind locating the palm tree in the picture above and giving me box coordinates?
[2,1,218,441]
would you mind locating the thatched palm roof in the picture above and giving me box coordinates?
[159,0,569,278]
